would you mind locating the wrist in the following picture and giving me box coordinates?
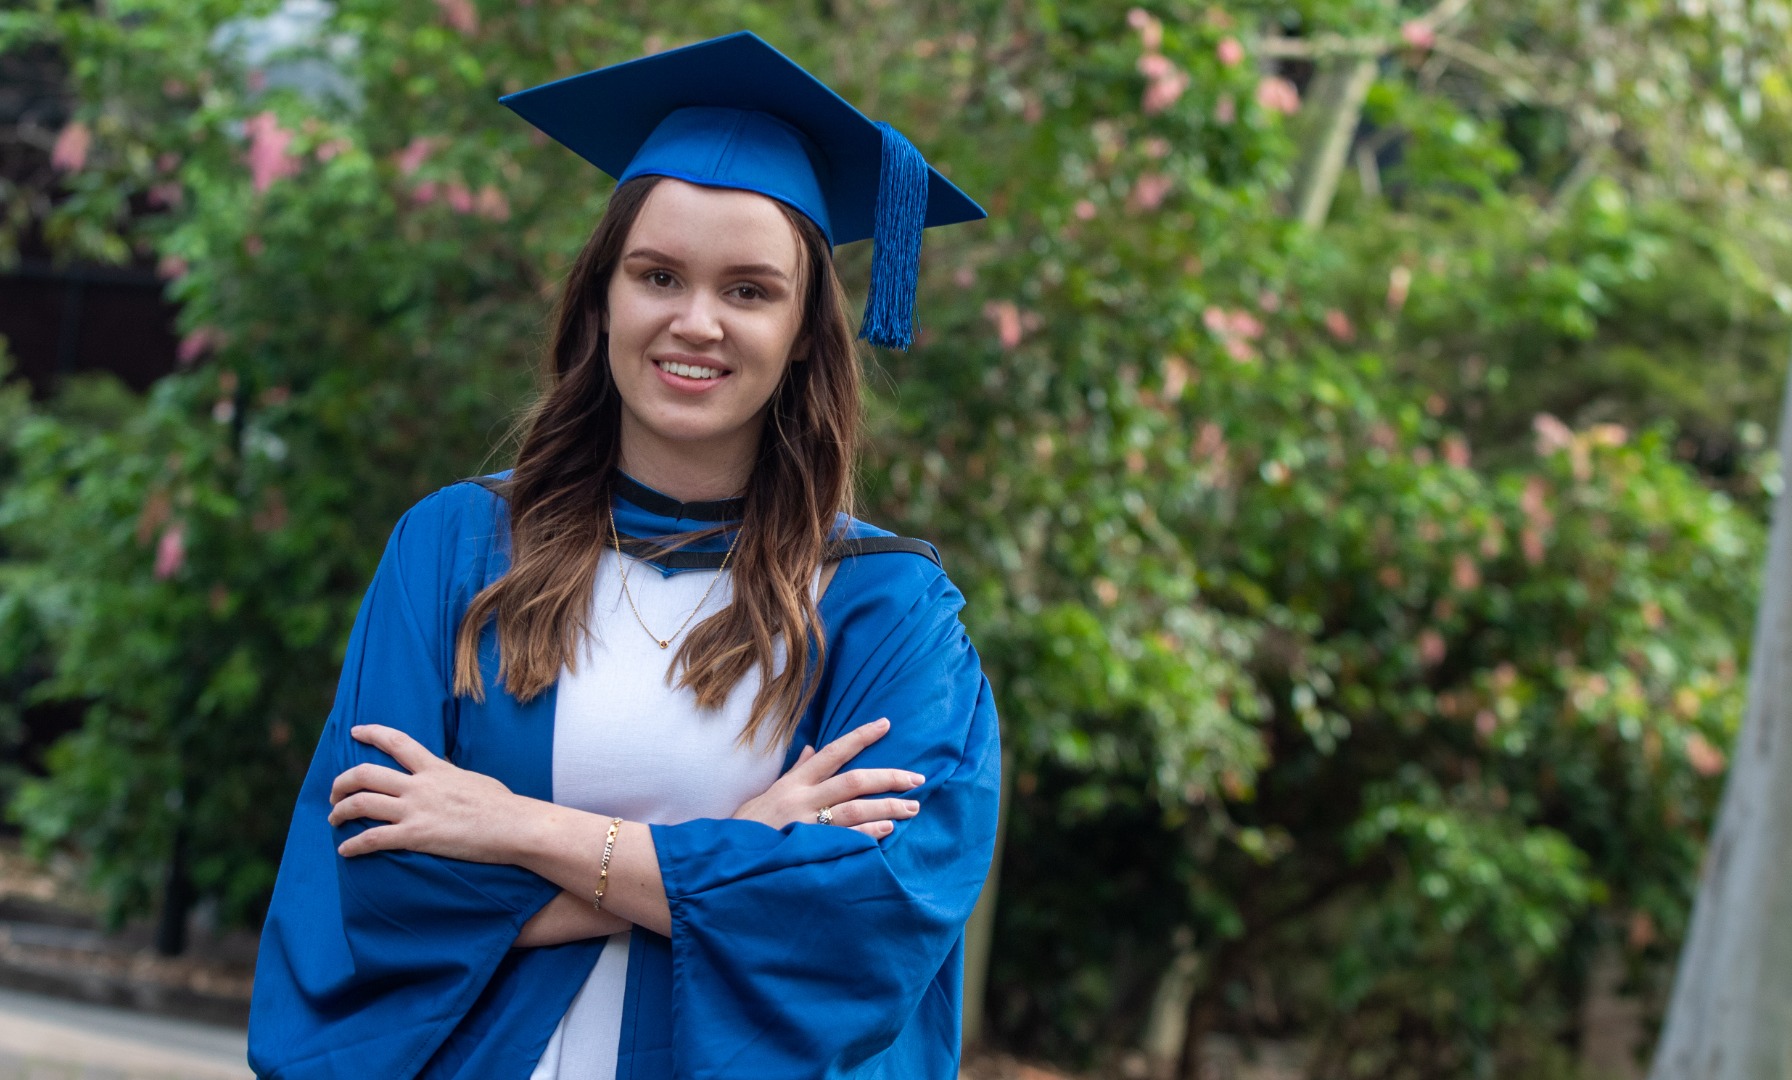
[508,796,577,874]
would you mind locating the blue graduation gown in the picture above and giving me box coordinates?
[246,475,1002,1079]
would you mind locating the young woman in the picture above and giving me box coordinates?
[247,31,1001,1080]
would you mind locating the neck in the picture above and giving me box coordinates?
[616,409,763,503]
[616,451,751,505]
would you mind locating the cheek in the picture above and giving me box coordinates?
[604,292,654,349]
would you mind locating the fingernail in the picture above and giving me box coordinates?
[876,717,890,728]
[904,800,920,813]
[908,774,925,787]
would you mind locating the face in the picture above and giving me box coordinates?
[605,178,807,493]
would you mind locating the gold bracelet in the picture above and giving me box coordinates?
[593,817,623,910]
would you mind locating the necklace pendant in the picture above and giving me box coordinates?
[658,640,669,650]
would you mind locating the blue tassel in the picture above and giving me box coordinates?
[859,122,928,351]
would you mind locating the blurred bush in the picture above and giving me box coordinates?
[1,0,1786,1074]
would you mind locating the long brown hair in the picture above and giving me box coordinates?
[451,175,861,748]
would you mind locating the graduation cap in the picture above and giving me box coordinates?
[498,31,985,351]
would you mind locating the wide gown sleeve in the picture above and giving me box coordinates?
[248,488,564,1079]
[648,553,1003,1078]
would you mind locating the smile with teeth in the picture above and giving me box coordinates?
[656,359,727,380]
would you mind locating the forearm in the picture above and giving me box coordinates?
[509,798,672,938]
[513,888,633,947]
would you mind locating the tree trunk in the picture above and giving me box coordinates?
[1140,928,1202,1079]
[1648,364,1792,1079]
[154,818,191,957]
[961,745,1011,1048]
[1287,58,1379,229]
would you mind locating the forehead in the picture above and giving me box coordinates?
[626,178,803,273]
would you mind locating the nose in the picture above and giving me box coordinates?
[669,290,723,346]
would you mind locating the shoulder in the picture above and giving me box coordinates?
[396,472,507,534]
[823,513,964,624]
[377,472,511,583]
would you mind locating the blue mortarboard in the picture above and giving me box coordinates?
[498,31,985,351]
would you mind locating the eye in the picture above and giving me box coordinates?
[643,269,676,288]
[730,283,774,302]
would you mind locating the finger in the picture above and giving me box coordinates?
[796,718,890,781]
[851,821,895,839]
[824,797,921,830]
[327,792,405,829]
[814,767,926,807]
[795,745,816,766]
[336,822,404,858]
[352,724,440,774]
[329,763,413,805]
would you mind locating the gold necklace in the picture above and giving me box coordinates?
[607,504,741,650]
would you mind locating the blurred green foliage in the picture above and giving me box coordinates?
[2,0,1786,1074]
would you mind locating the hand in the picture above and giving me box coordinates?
[328,724,525,863]
[732,717,925,838]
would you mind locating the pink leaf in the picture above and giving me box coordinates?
[177,327,222,365]
[1387,265,1413,311]
[244,111,300,194]
[1532,413,1575,455]
[1127,172,1174,210]
[51,122,91,173]
[1127,8,1164,51]
[1520,527,1546,565]
[1685,733,1726,777]
[434,0,478,34]
[1118,171,1175,210]
[1162,355,1190,400]
[1137,53,1174,80]
[475,184,511,221]
[1256,77,1301,115]
[1225,310,1264,340]
[147,182,184,209]
[396,136,438,177]
[1400,20,1437,49]
[445,181,475,214]
[982,301,1024,349]
[1142,68,1190,115]
[155,525,186,580]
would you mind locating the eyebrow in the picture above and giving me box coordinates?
[623,247,791,282]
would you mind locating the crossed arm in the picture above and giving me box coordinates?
[325,717,925,946]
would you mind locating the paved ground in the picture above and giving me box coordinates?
[0,986,249,1080]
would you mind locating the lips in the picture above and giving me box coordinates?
[655,358,728,380]
[650,354,734,394]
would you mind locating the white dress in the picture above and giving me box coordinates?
[529,550,789,1080]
